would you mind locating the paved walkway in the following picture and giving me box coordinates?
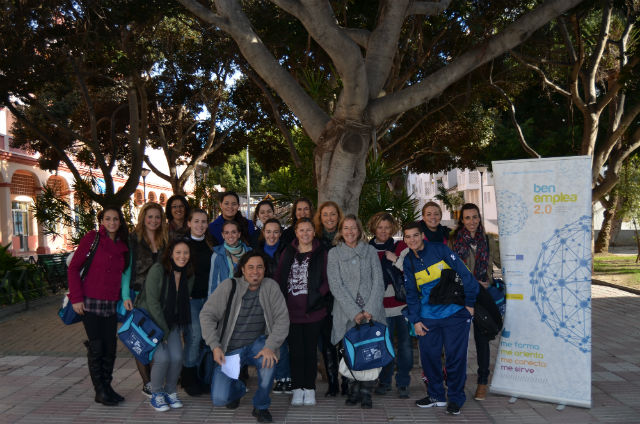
[0,284,638,423]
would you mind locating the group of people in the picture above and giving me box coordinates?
[67,192,502,422]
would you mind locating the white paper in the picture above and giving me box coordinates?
[221,354,241,379]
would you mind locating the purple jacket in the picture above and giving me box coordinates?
[68,226,128,304]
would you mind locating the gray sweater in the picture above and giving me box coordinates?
[199,276,289,357]
[327,241,386,345]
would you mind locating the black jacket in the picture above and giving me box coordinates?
[274,238,330,314]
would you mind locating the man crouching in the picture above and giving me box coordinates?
[200,251,289,423]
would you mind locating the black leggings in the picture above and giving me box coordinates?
[82,312,117,353]
[289,320,324,390]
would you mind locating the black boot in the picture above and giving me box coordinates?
[345,380,361,406]
[102,338,124,402]
[181,366,203,396]
[85,340,117,406]
[322,344,339,397]
[360,381,373,409]
[341,376,349,396]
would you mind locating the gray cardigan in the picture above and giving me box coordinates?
[327,241,386,345]
[199,276,289,357]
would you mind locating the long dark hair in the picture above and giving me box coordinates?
[290,197,313,225]
[161,238,194,277]
[234,250,268,278]
[220,191,250,240]
[453,203,483,237]
[98,205,130,268]
[165,194,190,223]
[252,200,275,224]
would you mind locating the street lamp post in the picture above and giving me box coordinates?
[141,167,151,203]
[477,166,487,230]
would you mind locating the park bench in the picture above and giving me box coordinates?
[37,253,70,293]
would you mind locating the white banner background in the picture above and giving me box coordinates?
[491,156,592,408]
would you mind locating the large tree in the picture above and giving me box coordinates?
[178,0,584,213]
[0,1,169,206]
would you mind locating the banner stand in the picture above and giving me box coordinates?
[490,156,592,409]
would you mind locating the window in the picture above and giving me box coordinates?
[12,201,31,252]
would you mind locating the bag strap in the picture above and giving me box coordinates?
[80,231,100,280]
[219,278,237,341]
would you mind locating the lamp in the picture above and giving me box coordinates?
[141,167,151,203]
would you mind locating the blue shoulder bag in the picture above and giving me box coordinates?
[117,274,167,364]
[342,320,395,371]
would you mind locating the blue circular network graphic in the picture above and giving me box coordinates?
[529,215,592,353]
[496,190,528,236]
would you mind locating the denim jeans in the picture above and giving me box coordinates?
[183,298,206,367]
[151,328,183,393]
[273,339,290,380]
[378,315,413,388]
[210,335,275,409]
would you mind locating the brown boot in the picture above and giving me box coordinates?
[474,384,488,401]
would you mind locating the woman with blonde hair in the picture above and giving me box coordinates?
[313,201,344,250]
[327,214,386,408]
[122,202,169,396]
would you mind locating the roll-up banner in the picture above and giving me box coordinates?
[491,156,592,408]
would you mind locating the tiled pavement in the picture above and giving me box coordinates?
[0,284,638,423]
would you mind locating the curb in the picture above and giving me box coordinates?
[592,279,640,296]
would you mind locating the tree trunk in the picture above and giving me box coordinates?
[594,190,619,253]
[314,120,370,214]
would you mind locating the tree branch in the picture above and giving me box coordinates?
[407,0,453,16]
[365,1,411,99]
[489,61,541,158]
[246,68,303,168]
[510,50,572,97]
[342,28,370,48]
[178,0,330,141]
[367,0,584,125]
[586,0,613,103]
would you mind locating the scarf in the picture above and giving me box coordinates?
[263,240,279,258]
[322,229,337,246]
[452,227,489,281]
[223,241,248,275]
[369,238,397,288]
[163,265,191,329]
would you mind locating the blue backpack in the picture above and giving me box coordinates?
[343,320,395,371]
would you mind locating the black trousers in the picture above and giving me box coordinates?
[473,321,491,385]
[289,320,324,390]
[82,311,117,352]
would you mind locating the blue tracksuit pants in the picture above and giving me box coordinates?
[417,308,472,406]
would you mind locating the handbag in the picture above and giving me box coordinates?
[117,307,165,365]
[382,262,407,303]
[118,274,168,364]
[59,232,101,325]
[342,320,395,371]
[58,293,83,325]
[428,268,465,306]
[474,285,503,340]
[116,289,136,323]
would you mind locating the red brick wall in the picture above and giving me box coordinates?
[10,171,36,196]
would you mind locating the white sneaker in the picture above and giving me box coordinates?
[303,388,316,405]
[291,388,304,406]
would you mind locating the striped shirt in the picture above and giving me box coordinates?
[226,287,266,352]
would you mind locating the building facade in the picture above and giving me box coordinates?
[0,107,191,257]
